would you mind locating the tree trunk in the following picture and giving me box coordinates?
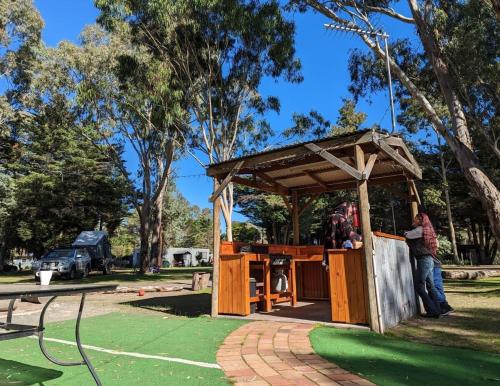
[407,0,500,246]
[0,242,6,272]
[139,201,151,273]
[440,151,459,263]
[220,183,234,242]
[150,190,164,268]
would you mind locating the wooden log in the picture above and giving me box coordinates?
[211,178,221,317]
[355,145,381,333]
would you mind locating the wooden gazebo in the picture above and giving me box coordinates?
[207,129,422,333]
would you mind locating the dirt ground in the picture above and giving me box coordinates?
[0,279,198,327]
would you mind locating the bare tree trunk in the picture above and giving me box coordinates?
[439,151,459,263]
[407,0,500,246]
[139,201,151,273]
[220,183,234,241]
[0,242,6,272]
[150,190,164,268]
[478,224,486,264]
[306,0,500,245]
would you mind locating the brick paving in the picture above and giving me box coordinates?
[216,321,375,386]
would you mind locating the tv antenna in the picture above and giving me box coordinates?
[324,23,397,134]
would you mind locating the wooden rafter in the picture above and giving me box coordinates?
[373,139,422,179]
[209,160,245,202]
[304,143,363,180]
[304,170,328,189]
[232,176,288,195]
[409,179,422,205]
[363,152,379,180]
[256,172,289,192]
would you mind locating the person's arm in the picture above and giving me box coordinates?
[404,226,423,239]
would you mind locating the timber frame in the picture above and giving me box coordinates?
[207,129,422,333]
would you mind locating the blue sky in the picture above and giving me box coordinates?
[34,0,416,223]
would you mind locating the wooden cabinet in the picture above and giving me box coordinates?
[218,254,250,315]
[328,249,368,324]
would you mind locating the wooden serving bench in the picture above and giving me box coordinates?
[218,242,368,324]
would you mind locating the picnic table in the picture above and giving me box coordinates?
[0,283,117,386]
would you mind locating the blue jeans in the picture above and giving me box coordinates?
[432,266,446,304]
[415,256,441,315]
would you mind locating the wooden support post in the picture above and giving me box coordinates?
[211,178,221,317]
[291,260,297,306]
[292,191,300,245]
[355,145,381,333]
[408,180,419,218]
[264,259,272,311]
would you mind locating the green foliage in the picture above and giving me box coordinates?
[0,1,129,262]
[437,234,453,260]
[163,183,213,249]
[110,213,140,257]
[232,222,262,243]
[331,99,367,135]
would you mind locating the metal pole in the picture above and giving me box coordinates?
[384,35,396,134]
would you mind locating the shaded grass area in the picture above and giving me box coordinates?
[310,327,500,386]
[387,277,500,354]
[0,267,212,285]
[0,312,245,385]
[125,292,212,317]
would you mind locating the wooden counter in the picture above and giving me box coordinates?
[218,242,368,325]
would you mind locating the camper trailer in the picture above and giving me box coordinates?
[72,231,113,275]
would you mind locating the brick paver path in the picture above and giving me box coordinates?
[216,321,375,386]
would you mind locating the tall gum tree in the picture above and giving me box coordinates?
[96,0,302,241]
[294,0,500,244]
[58,25,187,272]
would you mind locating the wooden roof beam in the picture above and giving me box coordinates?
[363,152,379,180]
[373,139,422,179]
[303,170,328,189]
[304,143,363,180]
[231,176,289,196]
[209,160,245,202]
[256,172,289,193]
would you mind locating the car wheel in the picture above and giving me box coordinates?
[68,266,76,280]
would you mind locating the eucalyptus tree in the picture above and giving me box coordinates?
[95,0,302,241]
[293,0,500,244]
[58,25,188,271]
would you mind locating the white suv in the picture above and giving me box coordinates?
[34,248,92,280]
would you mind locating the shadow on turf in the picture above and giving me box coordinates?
[0,358,63,385]
[124,293,212,317]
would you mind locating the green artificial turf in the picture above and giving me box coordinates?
[0,313,245,386]
[310,326,500,386]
